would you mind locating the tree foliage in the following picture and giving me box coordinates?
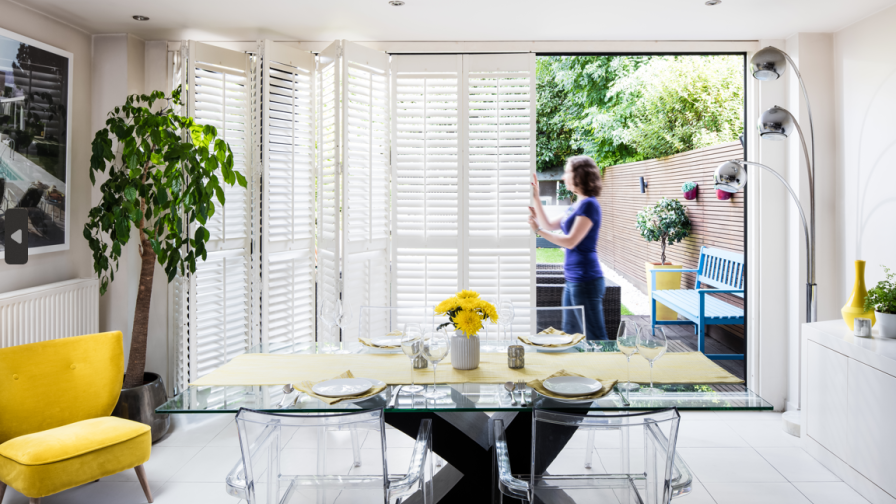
[636,197,691,264]
[536,55,743,172]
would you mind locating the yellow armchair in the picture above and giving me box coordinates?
[0,332,153,503]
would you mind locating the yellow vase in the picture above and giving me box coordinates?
[646,263,682,321]
[841,260,876,330]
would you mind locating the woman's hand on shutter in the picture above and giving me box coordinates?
[531,173,540,202]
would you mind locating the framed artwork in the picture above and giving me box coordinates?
[0,27,73,257]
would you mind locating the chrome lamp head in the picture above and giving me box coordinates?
[758,105,793,141]
[750,46,787,81]
[713,161,747,193]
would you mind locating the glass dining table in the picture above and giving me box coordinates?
[158,340,770,504]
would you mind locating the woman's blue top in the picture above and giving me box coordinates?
[560,197,603,282]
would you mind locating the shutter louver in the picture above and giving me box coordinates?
[182,42,252,401]
[391,55,463,318]
[256,40,317,352]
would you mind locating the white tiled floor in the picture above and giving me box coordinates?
[0,411,873,504]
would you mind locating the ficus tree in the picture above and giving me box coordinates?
[85,87,247,389]
[636,197,691,265]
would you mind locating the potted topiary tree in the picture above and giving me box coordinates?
[865,266,896,338]
[636,197,691,321]
[85,88,246,440]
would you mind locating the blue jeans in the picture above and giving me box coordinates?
[562,278,608,340]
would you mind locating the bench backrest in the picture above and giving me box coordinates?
[696,246,745,297]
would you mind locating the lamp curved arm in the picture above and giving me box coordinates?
[778,51,815,174]
[738,160,812,287]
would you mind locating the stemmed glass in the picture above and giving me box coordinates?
[317,300,338,353]
[616,320,640,393]
[497,300,515,348]
[637,326,668,395]
[333,299,353,354]
[421,328,450,399]
[401,323,425,393]
[480,296,498,352]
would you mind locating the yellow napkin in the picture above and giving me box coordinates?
[359,331,403,350]
[517,327,587,348]
[293,370,388,405]
[527,369,617,401]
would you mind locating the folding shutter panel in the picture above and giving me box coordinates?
[391,54,463,326]
[183,41,252,394]
[317,41,341,344]
[463,54,536,333]
[255,40,317,352]
[170,42,189,393]
[341,41,391,341]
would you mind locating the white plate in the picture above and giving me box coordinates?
[371,336,403,347]
[522,344,576,353]
[543,376,602,397]
[312,378,373,398]
[528,334,573,346]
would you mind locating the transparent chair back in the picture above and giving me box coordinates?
[227,408,432,504]
[484,305,587,344]
[357,306,435,342]
[495,408,686,504]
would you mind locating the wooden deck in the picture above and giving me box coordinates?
[623,315,745,382]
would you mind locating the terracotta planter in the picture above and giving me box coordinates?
[683,188,698,200]
[716,189,732,201]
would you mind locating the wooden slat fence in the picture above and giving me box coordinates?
[597,141,745,347]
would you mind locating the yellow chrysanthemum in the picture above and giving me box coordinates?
[453,309,483,337]
[477,299,499,323]
[435,297,460,314]
[458,298,481,312]
[457,290,480,300]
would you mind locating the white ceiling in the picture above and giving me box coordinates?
[12,0,896,42]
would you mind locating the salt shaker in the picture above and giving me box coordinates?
[508,345,525,369]
[854,318,872,338]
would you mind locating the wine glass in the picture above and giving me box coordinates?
[480,296,498,352]
[317,299,338,353]
[498,300,515,348]
[637,326,668,395]
[421,328,450,399]
[401,323,425,393]
[333,299,354,354]
[616,320,640,393]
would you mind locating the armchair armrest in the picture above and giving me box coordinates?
[494,420,530,501]
[389,419,433,495]
[671,452,694,499]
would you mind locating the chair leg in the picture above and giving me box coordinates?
[584,430,595,469]
[134,464,153,503]
[29,499,39,504]
[351,427,361,467]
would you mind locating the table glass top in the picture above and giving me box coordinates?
[157,340,771,414]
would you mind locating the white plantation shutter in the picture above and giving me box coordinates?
[340,41,391,341]
[391,55,463,323]
[181,41,252,393]
[316,41,341,344]
[254,40,317,352]
[464,54,536,318]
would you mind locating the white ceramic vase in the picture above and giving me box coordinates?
[876,311,896,338]
[451,331,480,370]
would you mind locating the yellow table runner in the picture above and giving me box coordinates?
[190,351,742,387]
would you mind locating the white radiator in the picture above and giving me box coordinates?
[0,278,100,348]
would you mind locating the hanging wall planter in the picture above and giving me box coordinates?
[716,189,732,201]
[681,181,698,200]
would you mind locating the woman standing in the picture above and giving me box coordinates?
[528,156,607,340]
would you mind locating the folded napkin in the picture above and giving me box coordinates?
[527,369,617,401]
[359,331,404,349]
[517,327,587,348]
[293,370,388,405]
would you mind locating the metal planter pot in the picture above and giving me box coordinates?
[112,372,170,442]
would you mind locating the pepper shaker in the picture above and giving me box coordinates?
[508,345,525,369]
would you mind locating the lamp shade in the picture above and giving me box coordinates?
[714,161,746,193]
[758,105,793,141]
[750,47,787,81]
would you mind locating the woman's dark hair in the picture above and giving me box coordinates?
[566,155,602,198]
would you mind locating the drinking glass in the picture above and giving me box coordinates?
[497,300,515,348]
[333,299,354,354]
[637,326,668,395]
[481,296,498,352]
[401,323,424,393]
[317,300,338,353]
[421,328,450,399]
[616,320,640,393]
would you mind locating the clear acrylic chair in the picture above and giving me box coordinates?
[226,408,433,504]
[495,408,691,504]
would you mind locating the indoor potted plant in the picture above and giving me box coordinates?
[636,197,691,321]
[85,88,247,440]
[681,181,698,200]
[435,290,498,370]
[864,265,896,338]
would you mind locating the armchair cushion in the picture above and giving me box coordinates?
[0,417,150,498]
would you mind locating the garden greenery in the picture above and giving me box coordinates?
[865,266,896,315]
[636,197,691,265]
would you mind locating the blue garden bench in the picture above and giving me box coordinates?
[650,246,745,360]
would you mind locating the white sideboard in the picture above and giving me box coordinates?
[802,320,896,504]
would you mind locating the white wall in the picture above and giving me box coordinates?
[834,4,896,306]
[0,1,93,292]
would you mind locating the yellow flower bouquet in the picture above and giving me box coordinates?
[435,290,499,338]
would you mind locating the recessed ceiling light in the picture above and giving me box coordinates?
[705,0,721,5]
[389,1,405,6]
[132,15,150,21]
